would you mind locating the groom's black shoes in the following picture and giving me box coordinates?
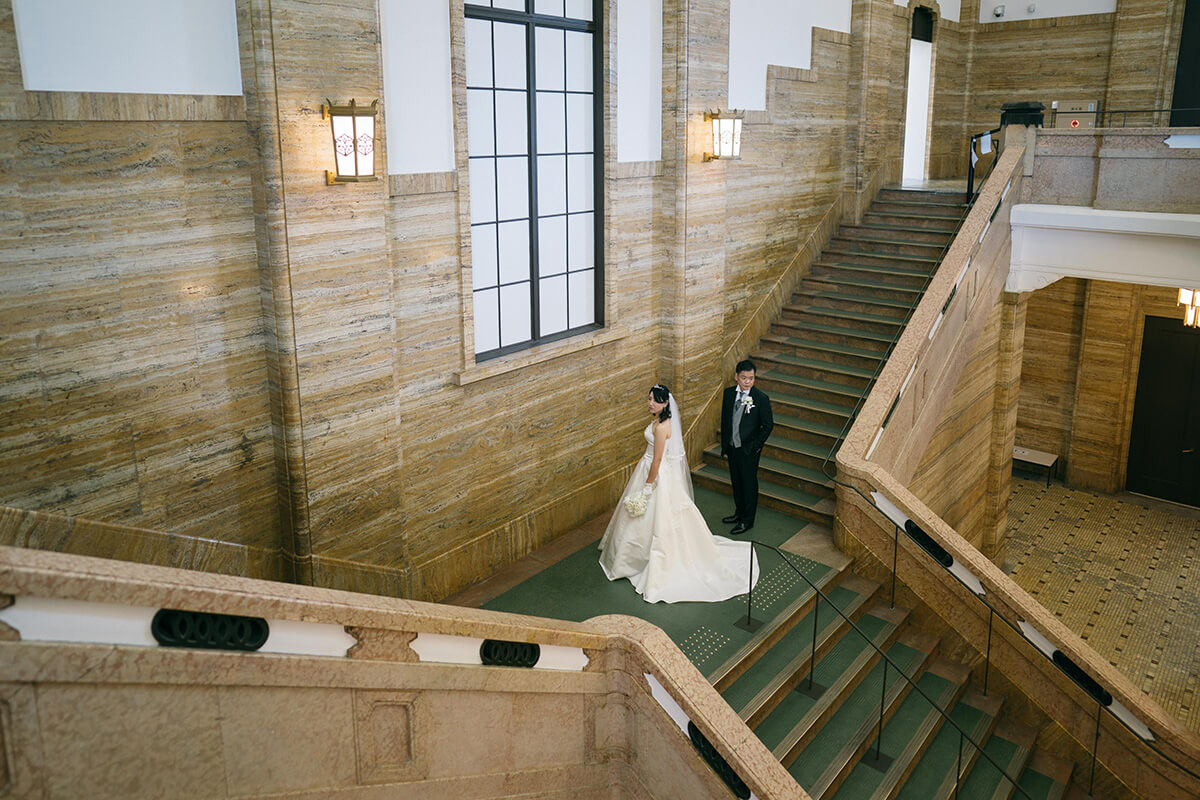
[722,514,740,524]
[730,522,752,535]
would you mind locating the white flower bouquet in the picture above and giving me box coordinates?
[623,493,648,516]
[623,483,654,517]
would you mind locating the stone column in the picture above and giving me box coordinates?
[242,0,407,594]
[983,291,1027,563]
[660,0,729,417]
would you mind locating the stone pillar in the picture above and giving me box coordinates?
[983,291,1027,563]
[661,0,729,417]
[1066,280,1140,493]
[242,0,407,594]
[1104,0,1183,117]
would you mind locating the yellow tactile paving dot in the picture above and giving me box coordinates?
[1006,477,1200,735]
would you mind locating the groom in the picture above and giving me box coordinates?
[720,359,774,534]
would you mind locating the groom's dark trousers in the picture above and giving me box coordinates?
[721,386,774,526]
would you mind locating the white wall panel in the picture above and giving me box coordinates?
[616,0,663,162]
[978,0,1114,23]
[12,0,242,95]
[728,0,852,111]
[383,0,455,174]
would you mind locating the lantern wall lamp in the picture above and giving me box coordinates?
[324,98,378,184]
[703,108,745,162]
[1180,288,1199,328]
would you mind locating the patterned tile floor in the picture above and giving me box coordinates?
[1006,477,1200,734]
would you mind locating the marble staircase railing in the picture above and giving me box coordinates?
[834,143,1200,800]
[0,533,809,799]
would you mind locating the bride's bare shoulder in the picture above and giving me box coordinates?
[654,419,672,438]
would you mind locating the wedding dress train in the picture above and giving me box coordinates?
[599,421,759,603]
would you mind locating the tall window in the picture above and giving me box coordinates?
[465,1,602,359]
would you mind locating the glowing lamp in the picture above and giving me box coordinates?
[703,109,744,162]
[324,99,378,184]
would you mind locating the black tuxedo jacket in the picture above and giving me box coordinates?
[720,385,774,457]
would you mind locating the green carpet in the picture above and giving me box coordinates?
[482,486,828,676]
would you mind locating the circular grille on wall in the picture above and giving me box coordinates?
[151,609,269,651]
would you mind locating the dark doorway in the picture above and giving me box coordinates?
[1170,0,1200,126]
[1126,315,1200,506]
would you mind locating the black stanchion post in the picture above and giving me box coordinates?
[984,608,993,696]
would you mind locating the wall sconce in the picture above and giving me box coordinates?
[324,99,378,184]
[703,109,744,162]
[1180,288,1199,328]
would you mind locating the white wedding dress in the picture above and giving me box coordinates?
[599,413,759,604]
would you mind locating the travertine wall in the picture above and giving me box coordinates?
[0,0,924,600]
[0,4,282,568]
[1017,281,1188,494]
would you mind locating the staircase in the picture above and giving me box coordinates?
[693,188,970,529]
[694,188,1083,799]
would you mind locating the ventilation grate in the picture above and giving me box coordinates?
[479,639,540,668]
[151,609,269,651]
[687,721,751,799]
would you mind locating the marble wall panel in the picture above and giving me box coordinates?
[0,120,279,549]
[966,14,1115,133]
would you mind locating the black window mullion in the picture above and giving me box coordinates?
[526,17,541,341]
[490,20,503,347]
[591,0,603,326]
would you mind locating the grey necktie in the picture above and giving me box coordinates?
[732,391,746,448]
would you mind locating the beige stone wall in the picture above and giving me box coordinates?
[0,5,281,561]
[0,0,924,601]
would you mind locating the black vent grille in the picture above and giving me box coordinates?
[687,721,751,799]
[151,609,269,651]
[479,639,540,668]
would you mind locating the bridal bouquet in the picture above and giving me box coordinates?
[624,484,653,517]
[623,493,648,517]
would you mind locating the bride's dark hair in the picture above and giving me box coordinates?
[649,384,672,422]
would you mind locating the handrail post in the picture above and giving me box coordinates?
[890,523,898,608]
[984,608,993,696]
[1091,699,1102,794]
[809,592,820,690]
[955,731,964,799]
[735,542,763,632]
[875,659,887,760]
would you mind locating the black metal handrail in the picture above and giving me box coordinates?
[1047,106,1200,129]
[966,127,1002,204]
[806,138,1200,794]
[741,539,1034,800]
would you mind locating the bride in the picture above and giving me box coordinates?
[599,384,760,603]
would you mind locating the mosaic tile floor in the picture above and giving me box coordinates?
[1006,477,1200,734]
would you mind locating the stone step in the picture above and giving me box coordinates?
[1017,752,1075,800]
[827,234,950,259]
[790,290,912,322]
[770,317,896,353]
[722,575,881,729]
[824,660,971,800]
[755,368,866,408]
[801,274,923,306]
[957,720,1037,800]
[759,387,856,430]
[754,349,877,391]
[756,607,914,762]
[692,464,836,525]
[786,635,940,798]
[878,188,970,206]
[811,260,933,289]
[895,688,1004,800]
[782,305,905,338]
[869,200,968,219]
[703,434,836,478]
[760,334,886,373]
[701,448,835,498]
[862,211,961,231]
[707,557,851,691]
[821,246,942,269]
[838,223,957,245]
